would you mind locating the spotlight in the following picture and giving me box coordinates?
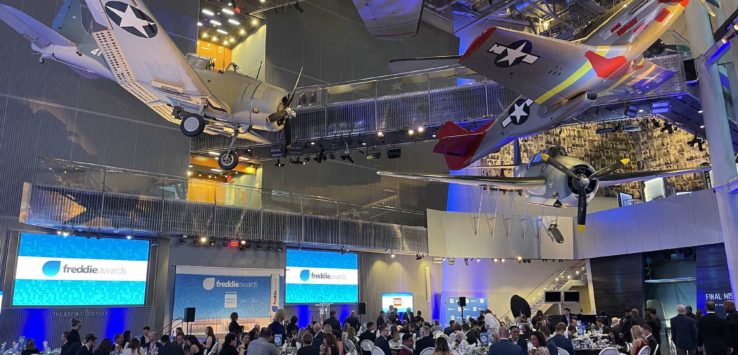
[408,129,415,136]
[377,132,384,137]
[500,258,506,263]
[390,251,395,258]
[62,231,70,237]
[547,223,565,243]
[417,126,425,133]
[476,258,481,262]
[516,256,523,263]
[493,258,499,263]
[200,236,208,245]
[126,235,133,240]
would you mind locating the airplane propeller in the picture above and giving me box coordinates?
[269,67,303,148]
[541,153,630,232]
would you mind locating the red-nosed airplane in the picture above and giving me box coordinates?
[433,0,690,171]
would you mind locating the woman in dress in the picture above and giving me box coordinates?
[629,325,648,355]
[204,327,216,352]
[237,333,250,355]
[219,333,239,355]
[528,332,549,355]
[21,339,40,355]
[269,310,287,345]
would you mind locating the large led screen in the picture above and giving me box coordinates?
[285,249,358,304]
[13,233,150,306]
[382,293,413,312]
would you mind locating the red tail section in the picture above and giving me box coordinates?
[433,121,493,170]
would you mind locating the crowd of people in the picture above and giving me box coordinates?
[17,302,738,355]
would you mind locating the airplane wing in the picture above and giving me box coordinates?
[82,0,228,114]
[598,166,711,187]
[459,26,626,106]
[0,4,75,48]
[377,171,546,190]
[352,0,424,38]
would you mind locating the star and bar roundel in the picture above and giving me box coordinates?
[487,40,540,68]
[104,1,158,38]
[502,98,534,128]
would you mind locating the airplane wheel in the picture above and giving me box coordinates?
[180,114,205,137]
[218,151,239,170]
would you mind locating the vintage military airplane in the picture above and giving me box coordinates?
[428,0,692,170]
[378,147,710,231]
[0,0,299,170]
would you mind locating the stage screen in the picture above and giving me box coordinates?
[382,293,413,312]
[12,233,149,306]
[285,249,358,304]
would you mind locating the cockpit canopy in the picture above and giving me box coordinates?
[185,53,214,70]
[529,146,568,167]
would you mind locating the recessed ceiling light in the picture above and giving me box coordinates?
[222,7,234,15]
[201,8,215,16]
[210,19,222,26]
[216,29,228,35]
[251,18,259,26]
[197,22,203,27]
[201,32,209,39]
[212,36,219,41]
[228,18,241,26]
[239,28,246,35]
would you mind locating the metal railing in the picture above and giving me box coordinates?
[20,157,429,253]
[193,51,694,153]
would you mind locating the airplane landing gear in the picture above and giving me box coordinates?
[218,127,241,170]
[180,114,205,137]
[218,150,239,170]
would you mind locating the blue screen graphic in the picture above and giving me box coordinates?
[12,233,150,306]
[285,249,358,304]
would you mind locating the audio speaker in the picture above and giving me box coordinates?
[358,302,366,315]
[459,297,467,307]
[184,307,196,322]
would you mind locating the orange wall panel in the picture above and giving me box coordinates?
[196,40,233,71]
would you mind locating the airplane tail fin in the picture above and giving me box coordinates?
[433,121,493,171]
[53,0,95,46]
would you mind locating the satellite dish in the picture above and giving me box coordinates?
[510,294,532,318]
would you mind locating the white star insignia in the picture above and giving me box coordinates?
[509,103,528,123]
[497,43,528,65]
[108,5,154,38]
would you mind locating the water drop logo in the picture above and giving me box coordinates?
[299,269,310,282]
[42,260,61,277]
[202,277,216,291]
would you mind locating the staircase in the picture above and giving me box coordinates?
[502,261,588,321]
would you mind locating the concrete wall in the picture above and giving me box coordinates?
[232,25,267,80]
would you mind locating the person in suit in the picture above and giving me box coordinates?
[594,318,611,335]
[139,327,151,350]
[158,336,184,355]
[324,311,341,333]
[92,338,113,355]
[76,334,97,355]
[509,326,528,355]
[686,307,696,320]
[622,309,645,343]
[561,309,573,329]
[220,333,239,355]
[375,326,392,355]
[399,334,414,355]
[610,318,625,346]
[414,326,434,355]
[359,322,377,343]
[297,334,319,355]
[403,308,415,325]
[488,327,523,355]
[642,324,659,355]
[312,323,325,351]
[550,323,575,355]
[645,309,662,345]
[671,304,698,355]
[725,301,738,355]
[444,321,456,336]
[345,311,361,332]
[538,325,558,355]
[145,332,162,355]
[697,301,731,355]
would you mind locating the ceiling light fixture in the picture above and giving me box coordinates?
[201,8,215,16]
[251,19,259,26]
[222,7,235,15]
[228,18,241,26]
[210,19,222,26]
[216,29,228,35]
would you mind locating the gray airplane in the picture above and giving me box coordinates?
[0,0,300,170]
[378,147,710,231]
